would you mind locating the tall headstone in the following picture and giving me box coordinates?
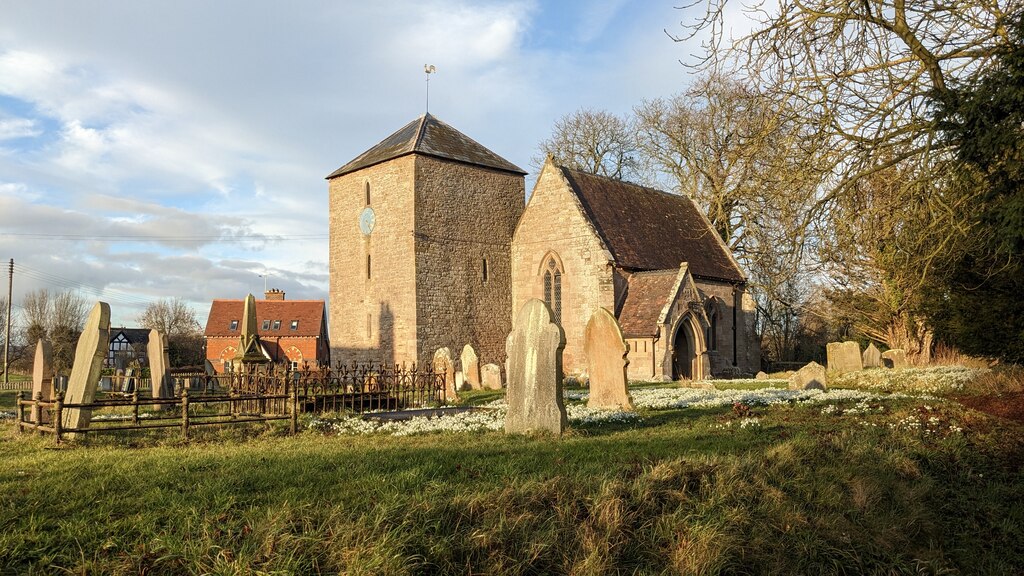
[234,293,268,367]
[31,339,54,424]
[826,341,863,374]
[62,302,111,437]
[789,361,827,391]
[583,307,633,411]
[881,349,907,369]
[147,329,172,409]
[862,343,882,368]
[432,347,458,402]
[481,363,503,390]
[505,299,567,435]
[461,344,481,390]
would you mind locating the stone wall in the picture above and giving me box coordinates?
[329,156,419,365]
[413,155,524,367]
[694,279,759,376]
[511,163,615,374]
[626,337,657,380]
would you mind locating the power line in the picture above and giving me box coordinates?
[0,232,328,242]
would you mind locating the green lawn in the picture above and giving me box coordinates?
[1,369,1023,574]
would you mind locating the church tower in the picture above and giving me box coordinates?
[327,114,525,367]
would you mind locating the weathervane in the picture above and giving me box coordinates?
[424,64,436,113]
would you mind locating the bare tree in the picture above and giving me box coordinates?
[533,109,644,181]
[20,289,88,373]
[138,298,204,367]
[21,289,49,346]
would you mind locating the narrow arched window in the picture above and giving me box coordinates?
[707,310,718,351]
[366,254,371,279]
[542,257,562,325]
[365,182,371,205]
[482,258,489,283]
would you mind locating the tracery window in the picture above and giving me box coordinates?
[542,256,562,325]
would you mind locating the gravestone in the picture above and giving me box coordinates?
[62,302,111,437]
[454,370,465,391]
[881,349,907,369]
[583,307,633,411]
[789,361,827,391]
[755,371,769,380]
[461,344,481,390]
[481,363,503,390]
[505,298,567,435]
[122,367,137,393]
[31,339,53,424]
[862,343,882,368]
[432,347,458,402]
[826,341,863,374]
[148,329,173,409]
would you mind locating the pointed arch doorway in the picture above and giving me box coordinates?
[672,318,697,380]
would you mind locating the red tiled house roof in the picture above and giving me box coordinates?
[204,300,326,338]
[617,270,680,337]
[559,166,746,283]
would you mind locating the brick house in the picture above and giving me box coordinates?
[511,160,760,380]
[203,290,329,373]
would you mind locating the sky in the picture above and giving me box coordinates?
[0,0,735,328]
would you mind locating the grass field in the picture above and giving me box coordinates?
[1,367,1023,574]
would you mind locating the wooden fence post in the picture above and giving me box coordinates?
[15,391,24,433]
[290,383,298,435]
[33,391,43,433]
[131,390,140,426]
[181,388,190,440]
[53,391,64,446]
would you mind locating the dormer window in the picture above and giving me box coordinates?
[290,320,299,331]
[229,320,238,331]
[262,320,271,330]
[273,320,281,330]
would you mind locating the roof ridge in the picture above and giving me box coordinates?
[412,113,430,151]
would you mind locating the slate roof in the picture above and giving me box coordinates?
[109,327,151,345]
[617,270,680,337]
[204,300,326,339]
[558,166,746,283]
[327,113,526,179]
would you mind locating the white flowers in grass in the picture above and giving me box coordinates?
[629,386,909,411]
[0,411,15,421]
[832,365,985,393]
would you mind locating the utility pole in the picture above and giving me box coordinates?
[3,259,12,388]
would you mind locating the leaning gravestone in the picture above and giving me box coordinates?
[461,344,481,390]
[789,361,827,391]
[826,341,863,374]
[31,339,54,424]
[505,299,567,435]
[755,371,769,380]
[62,302,111,437]
[481,363,503,390]
[432,347,458,402]
[583,307,633,411]
[881,349,908,369]
[148,329,173,410]
[863,343,882,368]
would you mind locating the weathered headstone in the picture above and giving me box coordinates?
[789,361,827,391]
[148,329,173,409]
[461,344,481,390]
[454,370,465,391]
[881,349,907,369]
[481,363,503,390]
[826,341,863,374]
[31,339,53,424]
[505,299,567,435]
[62,302,111,437]
[583,307,633,411]
[432,347,458,402]
[755,371,769,380]
[862,343,882,368]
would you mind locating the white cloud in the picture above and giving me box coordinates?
[0,117,40,140]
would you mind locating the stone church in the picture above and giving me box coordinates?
[327,114,759,380]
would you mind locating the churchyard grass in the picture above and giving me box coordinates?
[2,368,1023,574]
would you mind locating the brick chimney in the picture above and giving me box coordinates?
[264,288,286,301]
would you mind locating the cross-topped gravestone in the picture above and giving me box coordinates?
[505,299,567,435]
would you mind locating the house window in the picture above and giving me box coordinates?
[542,256,562,325]
[262,320,271,331]
[229,320,238,331]
[273,320,281,330]
[365,182,371,205]
[290,320,299,331]
[482,258,489,283]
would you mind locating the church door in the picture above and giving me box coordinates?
[672,320,694,380]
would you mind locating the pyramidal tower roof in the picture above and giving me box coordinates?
[327,113,526,179]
